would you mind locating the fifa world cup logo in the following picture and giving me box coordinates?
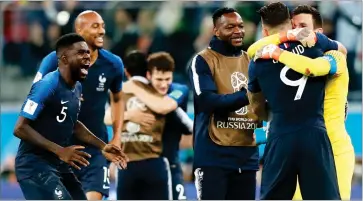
[125,97,147,133]
[231,72,248,115]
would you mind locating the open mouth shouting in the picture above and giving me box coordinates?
[80,59,91,77]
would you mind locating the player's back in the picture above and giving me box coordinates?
[121,77,166,162]
[16,70,82,180]
[252,42,327,134]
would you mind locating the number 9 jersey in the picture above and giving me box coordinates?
[15,70,82,181]
[248,33,339,135]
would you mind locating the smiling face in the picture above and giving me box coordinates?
[147,69,173,95]
[214,12,245,47]
[76,11,106,50]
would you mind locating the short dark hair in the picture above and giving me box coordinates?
[55,33,85,56]
[147,52,175,73]
[257,2,290,27]
[212,7,237,27]
[124,50,148,77]
[292,5,323,28]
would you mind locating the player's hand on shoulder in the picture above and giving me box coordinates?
[254,44,282,61]
[101,144,129,169]
[55,145,91,170]
[281,27,317,48]
[122,81,137,94]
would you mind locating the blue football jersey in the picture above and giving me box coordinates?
[248,33,338,135]
[16,70,82,180]
[162,83,190,165]
[36,49,124,154]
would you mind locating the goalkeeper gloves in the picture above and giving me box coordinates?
[254,44,283,61]
[279,27,317,48]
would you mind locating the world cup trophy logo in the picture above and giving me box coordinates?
[231,72,248,115]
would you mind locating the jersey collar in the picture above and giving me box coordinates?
[130,76,149,84]
[209,35,243,57]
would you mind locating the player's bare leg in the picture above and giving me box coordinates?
[86,191,103,200]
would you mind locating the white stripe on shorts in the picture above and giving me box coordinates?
[163,157,173,200]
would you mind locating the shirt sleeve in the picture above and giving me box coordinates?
[315,33,338,52]
[248,60,261,93]
[247,34,281,59]
[188,55,217,94]
[110,56,124,93]
[188,55,249,113]
[33,51,58,83]
[168,84,189,107]
[175,108,193,133]
[324,50,348,76]
[278,50,332,77]
[20,79,56,120]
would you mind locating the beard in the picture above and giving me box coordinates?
[70,66,82,82]
[220,37,244,52]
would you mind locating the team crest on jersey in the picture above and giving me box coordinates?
[231,72,248,115]
[54,186,63,199]
[96,73,107,91]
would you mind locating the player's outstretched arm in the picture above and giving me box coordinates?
[104,107,112,125]
[247,28,317,59]
[188,55,249,113]
[249,93,268,121]
[104,106,156,130]
[171,84,194,132]
[13,117,91,170]
[248,61,268,121]
[255,45,343,77]
[108,91,124,147]
[109,56,126,147]
[73,121,108,150]
[73,121,128,169]
[14,116,64,156]
[175,105,193,149]
[123,81,178,115]
[335,41,347,56]
[247,34,281,59]
[179,135,193,149]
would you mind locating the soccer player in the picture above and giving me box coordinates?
[104,51,192,200]
[130,51,192,200]
[247,5,354,200]
[290,5,354,200]
[112,51,187,200]
[33,11,124,200]
[247,2,341,199]
[188,7,261,200]
[13,33,127,200]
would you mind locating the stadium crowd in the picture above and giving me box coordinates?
[2,1,362,97]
